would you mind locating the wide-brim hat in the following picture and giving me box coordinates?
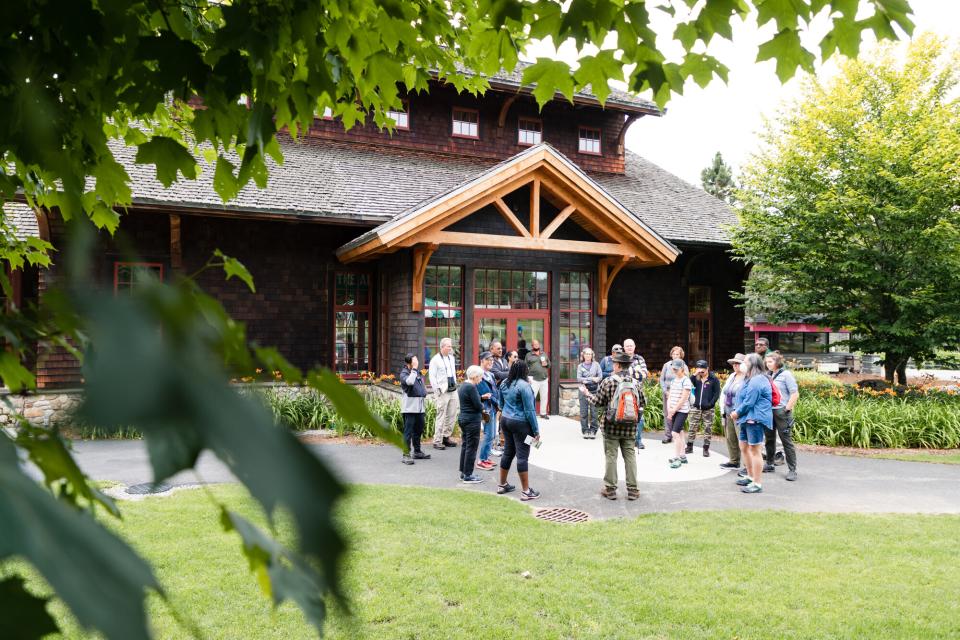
[727,353,746,365]
[612,353,633,365]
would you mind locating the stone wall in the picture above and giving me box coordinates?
[558,384,579,418]
[1,390,83,428]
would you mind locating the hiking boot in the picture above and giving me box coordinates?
[736,476,752,486]
[520,487,540,501]
[401,454,414,465]
[412,451,431,460]
[442,437,458,448]
[763,464,775,473]
[703,444,710,457]
[786,470,798,481]
[627,489,640,501]
[719,461,739,469]
[600,487,617,500]
[433,443,446,451]
[741,483,763,494]
[685,442,694,454]
[497,483,516,494]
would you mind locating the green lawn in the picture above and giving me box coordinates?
[868,451,960,465]
[18,485,960,639]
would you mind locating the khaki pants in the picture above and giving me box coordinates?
[603,436,638,492]
[528,377,549,415]
[723,414,740,466]
[433,390,459,444]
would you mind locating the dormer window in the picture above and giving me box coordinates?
[386,103,409,130]
[578,127,602,155]
[452,108,480,139]
[518,119,542,146]
[322,106,334,119]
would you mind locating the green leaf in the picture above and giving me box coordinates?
[0,352,35,392]
[134,137,198,187]
[213,155,241,202]
[574,51,623,105]
[756,28,816,82]
[214,249,256,293]
[0,437,159,640]
[220,509,329,632]
[521,58,575,107]
[0,575,59,640]
[755,0,810,31]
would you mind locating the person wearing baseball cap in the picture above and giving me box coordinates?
[666,358,694,469]
[686,359,721,457]
[719,354,747,470]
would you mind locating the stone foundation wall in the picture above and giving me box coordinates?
[558,385,579,418]
[0,390,84,428]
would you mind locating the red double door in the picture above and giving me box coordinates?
[475,311,549,362]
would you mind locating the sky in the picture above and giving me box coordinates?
[526,0,960,186]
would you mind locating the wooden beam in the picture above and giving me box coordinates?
[597,256,630,316]
[530,178,540,237]
[169,214,183,273]
[540,204,576,239]
[497,95,518,128]
[411,243,439,312]
[408,230,634,257]
[616,114,641,155]
[493,198,531,238]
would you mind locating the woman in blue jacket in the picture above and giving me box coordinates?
[729,353,773,494]
[497,360,541,501]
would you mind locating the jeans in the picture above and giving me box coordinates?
[765,407,798,471]
[579,393,598,434]
[402,412,425,454]
[603,436,638,491]
[723,414,740,465]
[635,416,645,446]
[478,409,497,461]
[458,421,481,477]
[500,415,532,473]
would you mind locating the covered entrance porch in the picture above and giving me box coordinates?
[336,143,680,412]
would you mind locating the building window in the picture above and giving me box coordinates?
[321,106,334,119]
[518,118,542,146]
[424,265,463,363]
[578,127,601,155]
[474,269,548,310]
[559,272,592,380]
[688,285,711,365]
[114,262,164,295]
[377,272,391,375]
[386,102,409,129]
[452,108,480,139]
[334,272,371,375]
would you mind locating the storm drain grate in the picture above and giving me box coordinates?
[533,507,590,524]
[126,482,172,495]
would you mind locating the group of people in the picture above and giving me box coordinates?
[398,334,799,501]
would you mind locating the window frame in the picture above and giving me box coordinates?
[385,100,410,131]
[113,262,164,296]
[577,126,602,156]
[517,118,543,146]
[333,271,373,377]
[424,265,464,364]
[451,107,480,140]
[559,271,593,382]
[687,285,712,367]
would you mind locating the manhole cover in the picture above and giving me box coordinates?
[533,507,590,524]
[125,482,172,495]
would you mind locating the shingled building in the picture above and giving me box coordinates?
[10,69,745,413]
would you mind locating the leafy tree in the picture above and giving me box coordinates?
[0,1,915,637]
[733,34,960,384]
[701,151,737,202]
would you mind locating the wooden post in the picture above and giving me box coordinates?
[597,256,629,316]
[530,179,540,237]
[169,214,183,273]
[411,243,439,312]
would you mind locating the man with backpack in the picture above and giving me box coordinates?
[579,352,644,501]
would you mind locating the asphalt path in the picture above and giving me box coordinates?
[65,434,960,520]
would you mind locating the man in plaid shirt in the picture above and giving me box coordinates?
[580,352,645,501]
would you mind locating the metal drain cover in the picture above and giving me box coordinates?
[533,507,590,524]
[125,482,172,495]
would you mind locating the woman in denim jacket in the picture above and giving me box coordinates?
[497,360,541,501]
[730,353,773,494]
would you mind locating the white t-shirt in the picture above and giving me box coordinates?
[668,375,693,414]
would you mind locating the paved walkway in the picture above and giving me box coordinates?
[65,416,960,519]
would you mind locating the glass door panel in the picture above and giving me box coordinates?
[478,317,508,355]
[516,317,546,362]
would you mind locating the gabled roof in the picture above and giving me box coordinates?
[336,143,680,265]
[2,202,40,239]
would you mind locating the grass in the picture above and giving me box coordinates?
[866,451,960,465]
[14,485,960,639]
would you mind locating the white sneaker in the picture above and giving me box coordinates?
[491,448,503,457]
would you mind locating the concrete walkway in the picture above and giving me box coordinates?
[65,417,960,520]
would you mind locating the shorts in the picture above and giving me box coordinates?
[739,422,766,446]
[668,411,688,434]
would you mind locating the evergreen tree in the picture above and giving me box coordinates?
[701,152,737,202]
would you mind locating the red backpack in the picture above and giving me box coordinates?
[769,372,783,406]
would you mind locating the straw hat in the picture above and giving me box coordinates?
[727,353,746,366]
